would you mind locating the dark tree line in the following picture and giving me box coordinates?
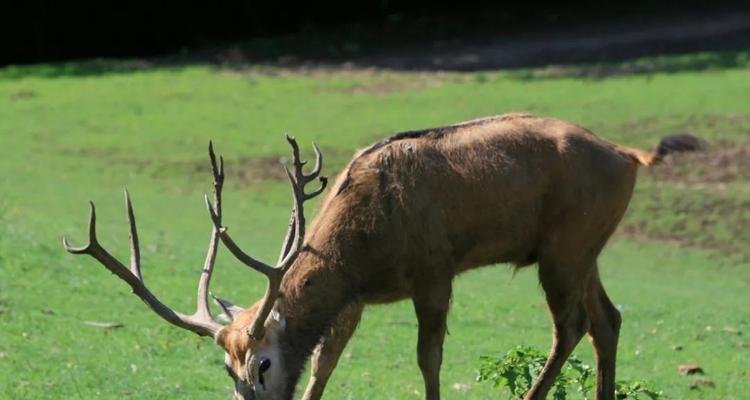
[2,0,748,65]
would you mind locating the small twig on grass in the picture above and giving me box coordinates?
[81,320,124,329]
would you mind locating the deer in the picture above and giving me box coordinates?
[63,112,703,400]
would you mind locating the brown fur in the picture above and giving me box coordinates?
[221,113,700,400]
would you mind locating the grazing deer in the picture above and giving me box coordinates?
[64,113,702,400]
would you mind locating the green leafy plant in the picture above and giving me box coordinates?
[477,346,663,400]
[615,380,663,400]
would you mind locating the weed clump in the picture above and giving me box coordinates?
[478,346,663,399]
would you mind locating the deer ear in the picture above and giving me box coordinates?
[214,327,229,348]
[270,309,287,331]
[211,293,244,322]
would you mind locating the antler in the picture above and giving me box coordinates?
[206,135,327,340]
[62,143,228,338]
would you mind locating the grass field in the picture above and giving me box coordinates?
[1,51,748,399]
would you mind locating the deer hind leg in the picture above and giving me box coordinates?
[585,271,621,400]
[301,303,364,400]
[413,279,452,400]
[524,259,593,400]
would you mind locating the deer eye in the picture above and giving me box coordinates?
[259,357,271,374]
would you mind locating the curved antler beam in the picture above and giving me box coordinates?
[62,142,235,339]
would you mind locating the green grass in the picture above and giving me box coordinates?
[1,51,748,399]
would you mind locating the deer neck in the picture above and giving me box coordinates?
[274,191,388,395]
[274,236,353,395]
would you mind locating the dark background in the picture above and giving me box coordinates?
[3,1,750,66]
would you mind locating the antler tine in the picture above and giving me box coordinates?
[276,210,296,265]
[62,201,98,254]
[273,142,326,264]
[285,134,307,167]
[285,134,325,185]
[208,141,225,195]
[301,142,328,200]
[308,142,323,180]
[279,165,305,269]
[195,142,226,319]
[304,176,328,201]
[125,190,142,280]
[63,195,223,338]
[282,136,328,252]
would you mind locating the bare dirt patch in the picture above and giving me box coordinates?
[617,140,750,261]
[67,144,353,189]
[64,146,287,185]
[618,197,749,260]
[188,155,288,186]
[183,146,353,187]
[646,140,750,189]
[218,64,450,95]
[327,75,445,95]
[9,89,36,101]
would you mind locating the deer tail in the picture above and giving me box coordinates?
[618,133,707,166]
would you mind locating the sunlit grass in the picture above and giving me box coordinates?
[1,52,748,399]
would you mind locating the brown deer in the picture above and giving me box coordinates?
[64,113,702,400]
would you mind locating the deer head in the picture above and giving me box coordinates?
[207,136,327,399]
[63,138,326,400]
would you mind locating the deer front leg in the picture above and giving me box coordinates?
[413,280,452,400]
[301,303,363,400]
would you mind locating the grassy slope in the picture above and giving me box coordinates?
[0,54,748,399]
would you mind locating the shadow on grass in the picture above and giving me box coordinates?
[506,50,750,80]
[4,49,748,83]
[0,59,163,80]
